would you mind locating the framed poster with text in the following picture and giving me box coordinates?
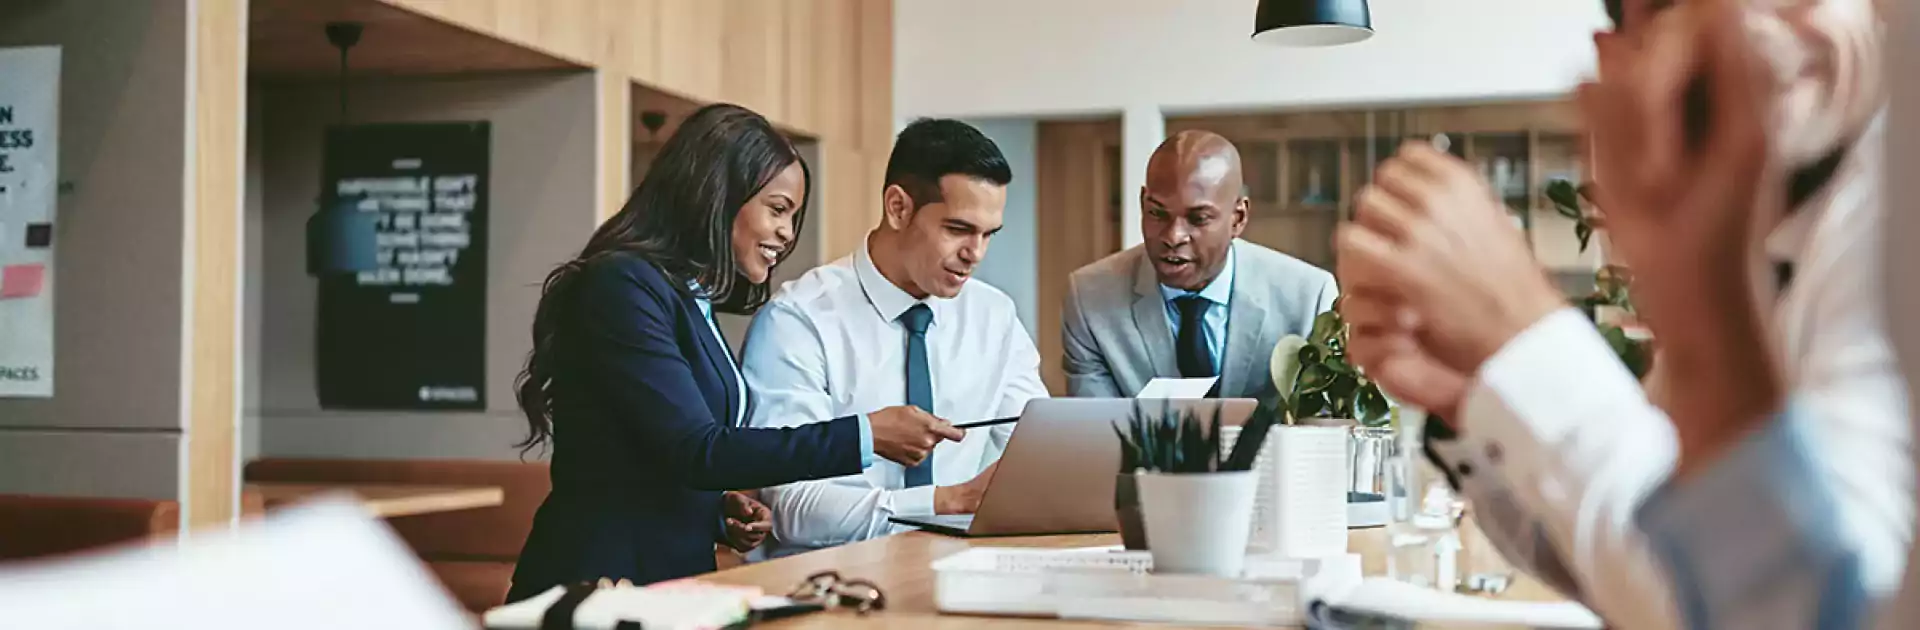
[316,122,489,410]
[0,47,60,398]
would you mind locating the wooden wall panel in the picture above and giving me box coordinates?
[813,0,861,143]
[782,0,822,137]
[373,0,887,140]
[598,71,632,223]
[1035,120,1123,395]
[614,0,661,81]
[721,0,787,124]
[819,145,865,262]
[655,0,725,102]
[188,0,247,530]
[855,0,893,150]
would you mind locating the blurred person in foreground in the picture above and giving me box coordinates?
[1335,0,1908,628]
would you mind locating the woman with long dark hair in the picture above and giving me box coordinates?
[506,104,962,601]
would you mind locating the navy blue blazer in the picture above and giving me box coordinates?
[507,255,863,602]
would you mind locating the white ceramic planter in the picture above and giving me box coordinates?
[1135,470,1258,577]
[1224,422,1352,559]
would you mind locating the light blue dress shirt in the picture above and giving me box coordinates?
[1636,401,1868,630]
[694,292,872,467]
[1157,249,1235,374]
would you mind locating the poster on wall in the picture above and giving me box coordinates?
[0,47,60,398]
[316,122,489,410]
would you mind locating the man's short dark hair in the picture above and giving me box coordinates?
[883,118,1013,210]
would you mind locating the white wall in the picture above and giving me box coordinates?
[895,0,1608,119]
[0,0,190,500]
[962,118,1039,338]
[250,72,598,461]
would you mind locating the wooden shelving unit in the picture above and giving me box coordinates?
[1169,100,1598,278]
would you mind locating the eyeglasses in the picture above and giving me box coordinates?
[787,570,887,615]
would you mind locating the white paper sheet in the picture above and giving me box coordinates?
[0,496,471,630]
[1323,577,1604,628]
[1134,377,1217,399]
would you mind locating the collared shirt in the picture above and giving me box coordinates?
[694,291,874,464]
[1425,113,1908,630]
[741,236,1048,556]
[690,294,749,428]
[1155,248,1235,374]
[1637,402,1870,630]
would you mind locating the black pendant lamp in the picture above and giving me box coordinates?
[1252,0,1373,47]
[307,22,382,276]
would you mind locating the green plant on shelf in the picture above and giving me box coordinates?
[1546,179,1653,378]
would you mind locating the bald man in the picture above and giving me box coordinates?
[1061,131,1337,407]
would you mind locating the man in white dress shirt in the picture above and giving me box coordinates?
[1333,0,1909,628]
[741,119,1049,556]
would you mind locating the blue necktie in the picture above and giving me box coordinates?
[899,304,935,488]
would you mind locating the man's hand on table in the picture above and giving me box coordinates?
[934,461,998,515]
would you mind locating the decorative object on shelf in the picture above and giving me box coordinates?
[1252,0,1373,47]
[638,110,668,140]
[1287,139,1341,208]
[1114,402,1261,576]
[1303,163,1330,205]
[1546,179,1653,378]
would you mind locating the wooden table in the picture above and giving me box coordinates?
[697,525,1569,629]
[245,482,504,519]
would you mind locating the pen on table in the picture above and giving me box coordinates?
[954,416,1019,430]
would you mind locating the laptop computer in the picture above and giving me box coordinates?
[889,398,1259,537]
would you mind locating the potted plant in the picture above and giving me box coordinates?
[1548,179,1653,379]
[1251,307,1387,558]
[1112,402,1259,576]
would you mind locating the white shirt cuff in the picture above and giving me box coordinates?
[895,485,936,517]
[1460,308,1650,451]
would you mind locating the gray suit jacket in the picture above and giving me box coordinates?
[1061,239,1338,409]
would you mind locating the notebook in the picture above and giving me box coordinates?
[484,580,769,630]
